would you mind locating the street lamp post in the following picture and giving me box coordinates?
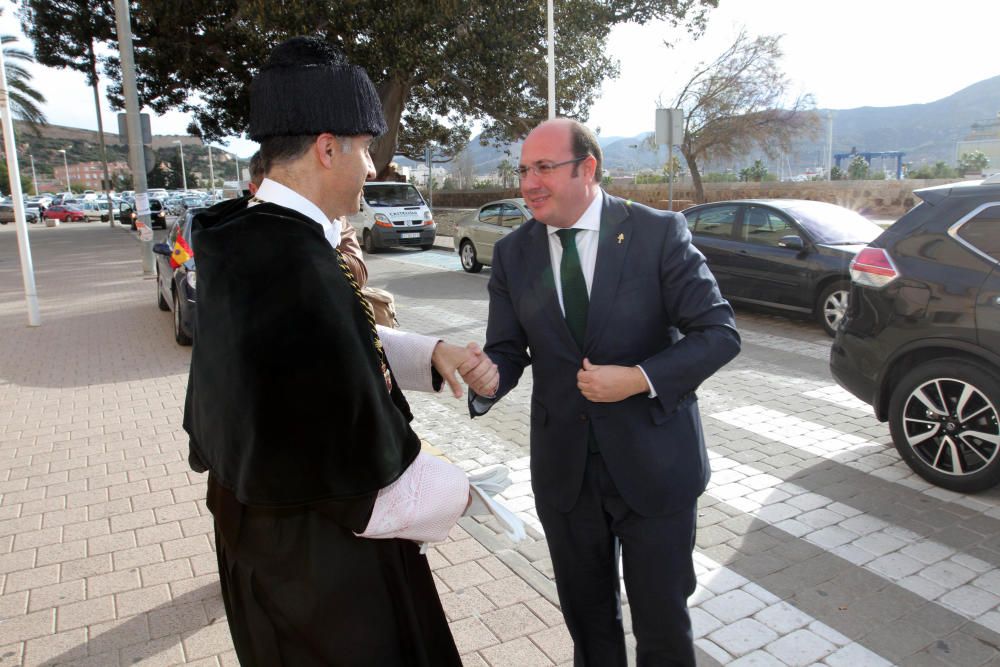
[234,155,240,184]
[173,140,188,190]
[58,149,71,193]
[207,145,215,193]
[28,154,38,196]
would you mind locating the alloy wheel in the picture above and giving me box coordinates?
[900,377,1000,477]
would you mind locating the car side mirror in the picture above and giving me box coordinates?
[778,235,804,250]
[152,242,172,256]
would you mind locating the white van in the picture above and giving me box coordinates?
[348,182,435,252]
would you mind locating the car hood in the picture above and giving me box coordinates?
[816,242,867,257]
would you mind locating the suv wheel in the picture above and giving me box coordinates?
[817,280,850,337]
[460,240,483,273]
[363,229,378,254]
[889,358,1000,492]
[173,289,193,346]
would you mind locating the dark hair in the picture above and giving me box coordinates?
[569,121,603,183]
[257,135,317,174]
[248,150,264,187]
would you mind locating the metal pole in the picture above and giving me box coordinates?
[826,111,833,180]
[0,44,41,325]
[114,0,154,273]
[60,149,71,192]
[207,144,215,193]
[28,154,38,196]
[547,0,555,119]
[668,144,674,211]
[174,140,187,190]
[234,155,240,183]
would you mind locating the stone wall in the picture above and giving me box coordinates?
[429,179,963,216]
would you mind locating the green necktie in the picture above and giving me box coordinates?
[556,228,588,349]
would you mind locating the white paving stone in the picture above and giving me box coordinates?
[700,589,767,624]
[708,618,778,657]
[754,602,813,634]
[765,629,836,666]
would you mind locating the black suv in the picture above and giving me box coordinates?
[830,176,1000,492]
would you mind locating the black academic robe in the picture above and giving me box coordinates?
[184,197,461,666]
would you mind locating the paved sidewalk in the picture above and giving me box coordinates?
[0,224,580,666]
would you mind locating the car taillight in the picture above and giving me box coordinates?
[850,247,899,288]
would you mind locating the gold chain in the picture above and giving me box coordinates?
[334,249,392,393]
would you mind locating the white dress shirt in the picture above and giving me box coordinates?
[546,190,657,397]
[254,178,341,248]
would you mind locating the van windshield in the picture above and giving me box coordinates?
[363,185,424,207]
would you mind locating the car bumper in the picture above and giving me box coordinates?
[178,279,197,336]
[829,332,879,410]
[372,226,436,247]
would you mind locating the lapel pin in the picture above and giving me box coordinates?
[617,233,624,244]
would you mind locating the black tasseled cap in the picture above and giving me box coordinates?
[249,36,387,141]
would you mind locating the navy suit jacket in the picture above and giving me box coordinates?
[470,192,740,516]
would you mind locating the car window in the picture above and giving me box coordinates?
[742,207,796,246]
[499,204,525,228]
[479,204,502,226]
[784,201,882,245]
[362,184,424,207]
[691,205,738,238]
[956,204,1000,261]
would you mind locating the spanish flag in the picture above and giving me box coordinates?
[170,235,193,269]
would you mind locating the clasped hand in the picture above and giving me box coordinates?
[432,342,499,398]
[577,358,649,403]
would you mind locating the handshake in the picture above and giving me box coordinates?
[431,341,499,399]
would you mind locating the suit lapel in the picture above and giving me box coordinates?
[585,193,632,352]
[525,221,579,352]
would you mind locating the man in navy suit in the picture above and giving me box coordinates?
[468,119,740,665]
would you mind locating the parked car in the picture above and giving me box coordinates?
[0,204,38,224]
[79,200,108,222]
[151,207,204,345]
[682,199,884,336]
[43,204,86,222]
[347,182,436,252]
[454,198,532,273]
[118,200,167,229]
[830,176,1000,492]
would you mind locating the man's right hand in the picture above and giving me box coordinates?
[457,343,499,398]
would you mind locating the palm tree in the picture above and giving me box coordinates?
[2,34,47,129]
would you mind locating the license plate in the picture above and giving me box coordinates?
[401,233,420,239]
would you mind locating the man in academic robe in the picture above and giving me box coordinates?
[183,36,496,666]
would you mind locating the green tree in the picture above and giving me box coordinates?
[958,150,990,175]
[671,29,818,202]
[0,159,33,194]
[847,154,869,180]
[496,159,517,189]
[829,165,844,180]
[20,0,116,189]
[1,34,47,129]
[907,161,958,179]
[739,159,768,182]
[97,1,716,175]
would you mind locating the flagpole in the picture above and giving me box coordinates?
[0,44,41,325]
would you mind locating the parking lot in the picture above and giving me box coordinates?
[0,223,999,665]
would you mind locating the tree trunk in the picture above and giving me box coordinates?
[371,73,410,180]
[87,42,115,227]
[684,151,706,203]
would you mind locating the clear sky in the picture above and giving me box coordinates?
[3,0,998,156]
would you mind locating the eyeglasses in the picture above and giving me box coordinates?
[516,156,587,179]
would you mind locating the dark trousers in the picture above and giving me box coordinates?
[535,452,698,667]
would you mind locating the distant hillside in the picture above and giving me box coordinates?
[446,74,1000,177]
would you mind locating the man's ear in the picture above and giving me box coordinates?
[315,133,338,168]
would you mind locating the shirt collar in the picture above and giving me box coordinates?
[546,189,603,236]
[256,178,332,230]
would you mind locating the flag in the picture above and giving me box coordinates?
[170,235,193,269]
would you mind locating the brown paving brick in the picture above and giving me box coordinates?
[60,554,114,582]
[19,496,66,517]
[438,538,492,565]
[66,487,109,509]
[12,526,62,551]
[478,575,541,608]
[0,591,28,620]
[0,607,54,644]
[0,515,42,539]
[113,544,164,570]
[182,619,236,659]
[450,616,501,654]
[154,501,199,524]
[530,625,574,663]
[61,517,108,541]
[116,583,171,617]
[136,521,183,547]
[118,634,186,666]
[87,569,141,599]
[107,479,150,501]
[5,563,58,593]
[0,549,36,575]
[148,600,209,639]
[22,627,87,665]
[437,560,495,591]
[140,558,194,587]
[440,587,498,622]
[56,595,115,632]
[480,635,554,666]
[27,580,85,612]
[524,597,565,627]
[132,489,176,512]
[180,514,214,537]
[89,471,131,490]
[168,574,220,602]
[87,530,135,556]
[163,534,212,560]
[189,552,218,578]
[480,603,547,641]
[87,497,133,520]
[477,555,514,580]
[171,482,207,504]
[86,614,151,655]
[149,472,190,492]
[109,509,157,533]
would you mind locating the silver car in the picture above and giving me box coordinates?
[453,198,532,273]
